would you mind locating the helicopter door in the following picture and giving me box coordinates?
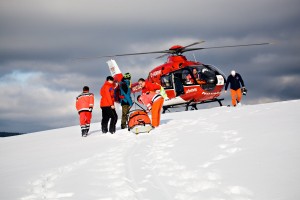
[172,72,184,96]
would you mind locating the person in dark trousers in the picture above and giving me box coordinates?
[100,76,118,134]
[119,73,133,129]
[224,70,245,107]
[76,86,94,137]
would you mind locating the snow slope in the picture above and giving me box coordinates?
[1,100,300,200]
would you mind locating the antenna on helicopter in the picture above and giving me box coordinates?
[192,53,197,62]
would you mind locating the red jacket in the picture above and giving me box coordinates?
[76,92,94,113]
[138,91,163,111]
[142,81,161,94]
[100,81,115,107]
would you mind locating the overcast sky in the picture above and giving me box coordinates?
[1,0,300,133]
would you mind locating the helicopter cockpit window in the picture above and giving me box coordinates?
[184,66,213,85]
[191,65,218,90]
[160,74,173,89]
[184,68,201,85]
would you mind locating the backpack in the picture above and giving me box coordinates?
[114,85,121,103]
[118,79,133,106]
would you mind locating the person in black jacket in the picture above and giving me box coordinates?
[224,70,245,106]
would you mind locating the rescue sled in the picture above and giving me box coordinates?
[127,109,153,134]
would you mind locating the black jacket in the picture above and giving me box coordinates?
[225,73,245,91]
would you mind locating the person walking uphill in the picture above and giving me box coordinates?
[224,70,245,107]
[100,76,118,134]
[76,86,94,137]
[119,73,133,129]
[138,78,164,127]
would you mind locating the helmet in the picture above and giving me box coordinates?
[231,70,236,76]
[123,72,131,79]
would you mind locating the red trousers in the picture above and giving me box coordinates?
[79,111,92,129]
[230,88,242,106]
[151,98,164,127]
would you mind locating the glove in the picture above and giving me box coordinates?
[89,107,93,112]
[242,87,247,95]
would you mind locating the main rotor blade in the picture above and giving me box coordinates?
[181,40,205,49]
[183,42,270,53]
[155,41,206,59]
[76,50,171,60]
[76,42,270,60]
[101,50,171,58]
[155,53,170,59]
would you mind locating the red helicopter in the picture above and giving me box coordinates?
[103,41,269,113]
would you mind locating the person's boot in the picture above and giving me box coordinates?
[84,129,89,137]
[121,124,126,129]
[85,129,89,137]
[109,127,116,134]
[81,129,86,137]
[102,128,108,134]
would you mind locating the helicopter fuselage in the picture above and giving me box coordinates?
[146,55,226,107]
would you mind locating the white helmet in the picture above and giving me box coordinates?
[231,70,236,76]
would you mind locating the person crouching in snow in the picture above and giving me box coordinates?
[76,86,94,137]
[100,76,118,134]
[137,91,164,128]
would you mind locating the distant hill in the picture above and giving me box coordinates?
[0,132,25,137]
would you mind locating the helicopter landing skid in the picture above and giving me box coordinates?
[162,98,224,113]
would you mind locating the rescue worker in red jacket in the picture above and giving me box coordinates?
[100,76,118,134]
[138,78,164,127]
[138,78,161,93]
[76,86,94,137]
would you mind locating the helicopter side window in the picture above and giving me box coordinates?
[160,74,173,89]
[182,69,193,85]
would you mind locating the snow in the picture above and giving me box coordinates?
[1,100,300,200]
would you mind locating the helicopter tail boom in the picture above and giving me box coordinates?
[106,59,123,82]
